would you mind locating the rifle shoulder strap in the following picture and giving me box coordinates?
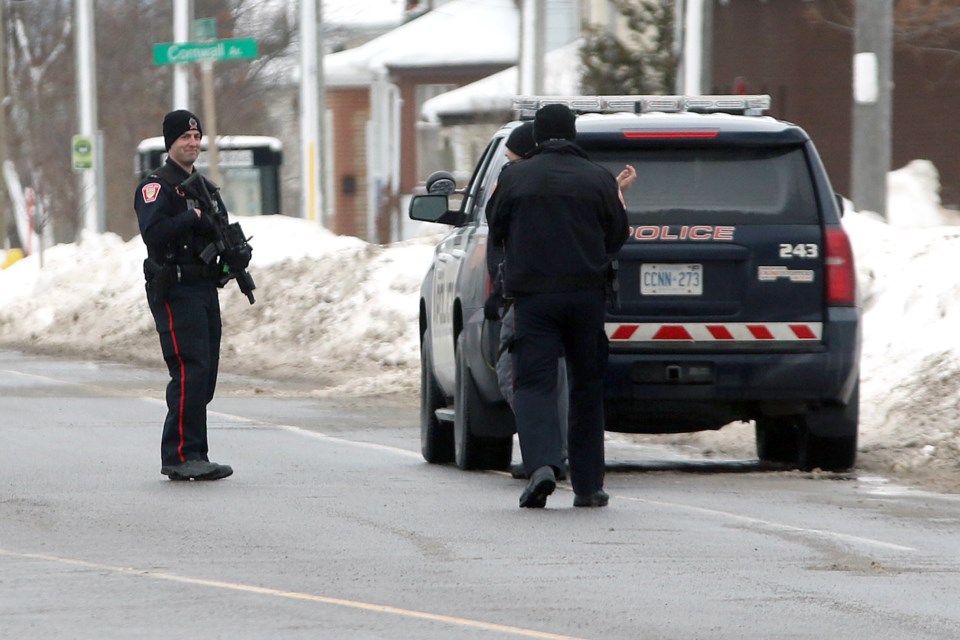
[150,163,188,190]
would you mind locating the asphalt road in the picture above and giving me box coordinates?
[2,349,960,639]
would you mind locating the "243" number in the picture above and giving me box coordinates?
[779,243,819,258]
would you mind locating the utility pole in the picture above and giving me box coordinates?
[173,0,193,109]
[317,0,327,226]
[681,0,707,94]
[300,0,324,223]
[75,0,101,237]
[0,1,8,251]
[519,0,545,94]
[851,0,893,218]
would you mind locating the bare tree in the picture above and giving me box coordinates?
[102,0,295,240]
[96,1,176,240]
[194,0,295,134]
[805,0,960,57]
[6,0,78,242]
[3,0,295,245]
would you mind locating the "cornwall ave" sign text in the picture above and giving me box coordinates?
[153,38,258,65]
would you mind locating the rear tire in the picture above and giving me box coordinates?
[420,340,454,464]
[756,382,859,472]
[755,416,801,465]
[454,334,513,471]
[798,381,859,472]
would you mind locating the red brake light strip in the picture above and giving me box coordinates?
[622,131,720,140]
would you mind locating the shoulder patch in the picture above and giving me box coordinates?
[141,183,161,204]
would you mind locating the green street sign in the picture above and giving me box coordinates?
[153,38,258,65]
[72,135,93,171]
[193,18,217,41]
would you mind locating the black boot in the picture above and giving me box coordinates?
[519,466,556,508]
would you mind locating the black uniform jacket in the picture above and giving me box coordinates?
[485,140,628,296]
[134,159,225,265]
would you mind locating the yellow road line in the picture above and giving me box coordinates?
[0,548,588,640]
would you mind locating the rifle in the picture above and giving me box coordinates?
[180,171,257,304]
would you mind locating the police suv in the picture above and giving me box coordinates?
[409,95,861,473]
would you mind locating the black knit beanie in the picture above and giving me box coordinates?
[506,122,537,157]
[163,110,203,150]
[532,104,576,143]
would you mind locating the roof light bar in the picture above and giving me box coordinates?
[512,95,771,118]
[640,97,685,112]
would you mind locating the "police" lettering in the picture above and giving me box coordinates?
[628,225,735,241]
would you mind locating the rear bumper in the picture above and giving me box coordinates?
[603,307,861,432]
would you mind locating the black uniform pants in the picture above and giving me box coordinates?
[497,304,569,461]
[147,280,221,466]
[511,288,608,495]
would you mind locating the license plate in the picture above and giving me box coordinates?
[641,263,703,295]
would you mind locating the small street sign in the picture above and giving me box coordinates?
[72,135,93,171]
[153,38,258,65]
[193,18,217,41]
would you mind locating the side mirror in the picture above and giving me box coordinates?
[425,170,458,195]
[408,194,466,226]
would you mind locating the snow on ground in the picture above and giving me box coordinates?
[2,159,960,491]
[0,215,435,397]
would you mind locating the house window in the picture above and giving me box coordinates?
[415,84,455,117]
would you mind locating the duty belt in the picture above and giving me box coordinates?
[176,262,219,284]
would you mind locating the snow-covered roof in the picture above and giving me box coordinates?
[324,0,519,87]
[137,136,283,152]
[420,41,583,122]
[323,0,405,27]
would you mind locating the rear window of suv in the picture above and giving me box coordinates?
[589,146,819,225]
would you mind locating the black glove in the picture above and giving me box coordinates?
[483,291,503,321]
[193,209,216,233]
[223,245,252,272]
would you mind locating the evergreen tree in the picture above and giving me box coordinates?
[580,0,677,96]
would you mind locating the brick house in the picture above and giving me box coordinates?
[324,0,519,243]
[709,0,960,209]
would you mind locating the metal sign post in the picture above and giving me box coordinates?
[200,59,221,185]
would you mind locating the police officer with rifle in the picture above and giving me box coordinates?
[181,170,256,303]
[134,109,254,481]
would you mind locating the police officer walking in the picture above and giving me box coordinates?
[489,121,570,479]
[134,109,251,481]
[486,104,628,508]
